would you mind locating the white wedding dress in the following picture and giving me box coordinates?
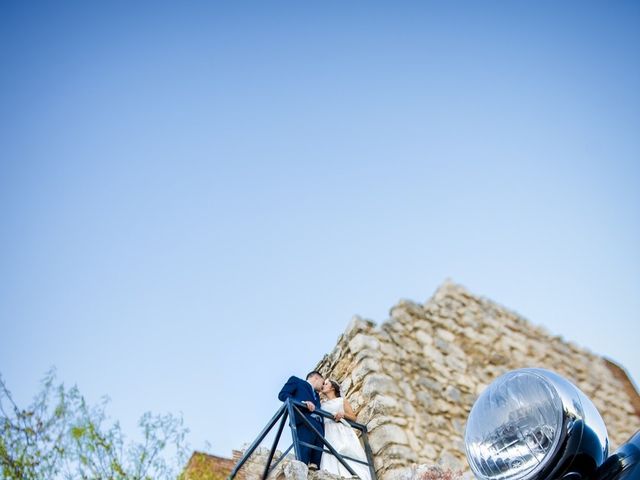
[320,398,372,480]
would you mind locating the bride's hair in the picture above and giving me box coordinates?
[330,380,341,397]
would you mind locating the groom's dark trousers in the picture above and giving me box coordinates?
[278,376,324,466]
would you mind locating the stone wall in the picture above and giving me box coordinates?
[316,281,640,480]
[235,448,350,480]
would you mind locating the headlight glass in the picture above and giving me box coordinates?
[464,370,565,480]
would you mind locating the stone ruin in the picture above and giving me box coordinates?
[184,280,640,480]
[315,280,640,479]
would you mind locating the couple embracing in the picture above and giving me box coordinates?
[278,371,371,480]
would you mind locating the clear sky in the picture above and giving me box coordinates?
[1,1,639,459]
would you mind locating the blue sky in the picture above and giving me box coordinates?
[1,1,639,458]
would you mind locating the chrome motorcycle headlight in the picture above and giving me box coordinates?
[464,369,609,480]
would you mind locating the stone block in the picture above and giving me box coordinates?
[423,345,445,364]
[309,469,353,480]
[443,385,462,403]
[348,334,381,354]
[283,460,309,480]
[369,424,409,454]
[444,354,468,372]
[416,390,434,408]
[435,328,456,343]
[437,450,465,470]
[362,373,400,398]
[420,444,438,461]
[351,357,382,385]
[415,330,434,347]
[344,315,375,341]
[383,444,419,463]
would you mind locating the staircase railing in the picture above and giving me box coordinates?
[228,399,376,480]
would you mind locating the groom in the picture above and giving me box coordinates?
[278,371,325,469]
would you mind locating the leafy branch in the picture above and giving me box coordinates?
[0,369,190,480]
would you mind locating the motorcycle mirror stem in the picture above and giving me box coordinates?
[590,431,640,480]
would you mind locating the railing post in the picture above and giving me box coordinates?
[286,399,303,461]
[261,409,289,480]
[360,426,378,480]
[292,404,358,477]
[228,402,287,480]
[265,444,294,478]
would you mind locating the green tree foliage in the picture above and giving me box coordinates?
[0,369,190,480]
[178,453,229,480]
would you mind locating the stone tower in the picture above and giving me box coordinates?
[316,281,640,480]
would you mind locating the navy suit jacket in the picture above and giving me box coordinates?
[278,376,323,429]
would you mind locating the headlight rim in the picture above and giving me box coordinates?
[464,368,608,480]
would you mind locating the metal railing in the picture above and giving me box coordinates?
[228,399,377,480]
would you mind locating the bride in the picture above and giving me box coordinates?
[319,379,372,480]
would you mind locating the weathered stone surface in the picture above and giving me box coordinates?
[344,315,375,341]
[348,334,381,354]
[310,470,356,480]
[240,447,294,480]
[420,444,438,460]
[415,330,433,347]
[444,354,467,372]
[415,390,433,408]
[283,460,309,480]
[384,464,463,480]
[444,386,462,403]
[369,424,409,454]
[313,281,640,480]
[383,444,419,463]
[351,358,382,385]
[423,345,445,364]
[362,374,400,398]
[435,328,456,343]
[437,450,465,470]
